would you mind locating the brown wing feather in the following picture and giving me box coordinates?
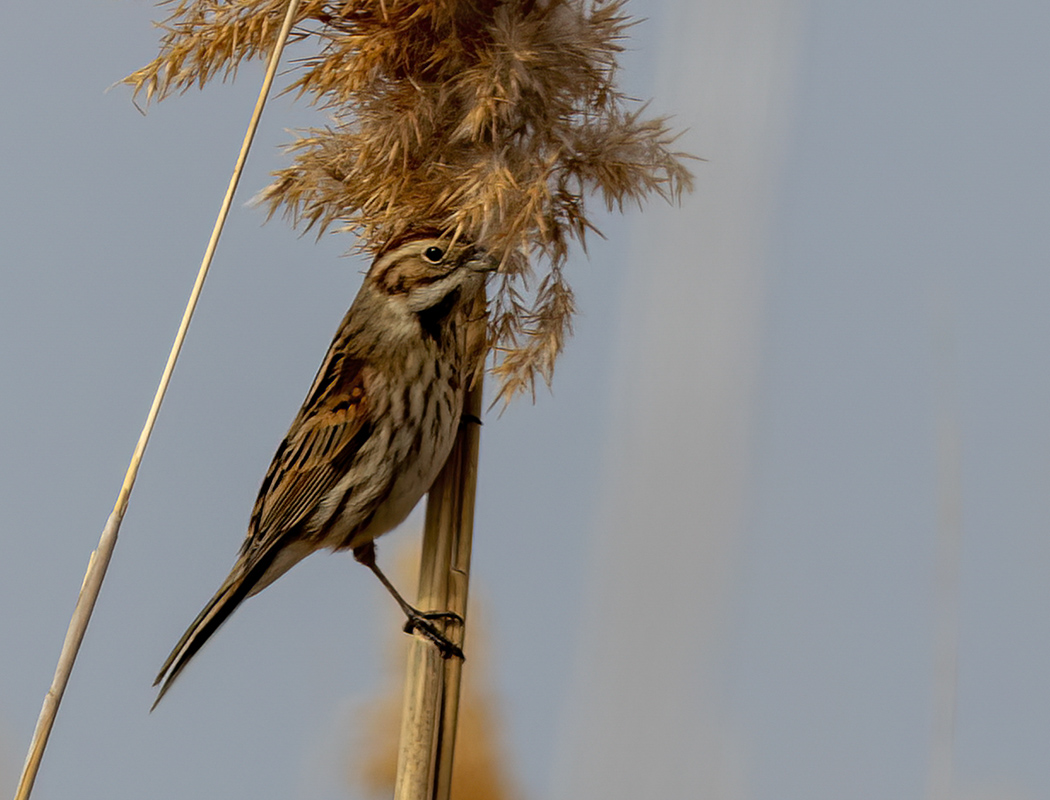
[241,353,371,560]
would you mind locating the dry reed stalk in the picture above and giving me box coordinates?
[396,380,484,800]
[12,4,303,798]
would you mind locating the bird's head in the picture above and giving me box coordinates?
[369,236,497,315]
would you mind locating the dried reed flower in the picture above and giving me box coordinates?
[126,0,693,401]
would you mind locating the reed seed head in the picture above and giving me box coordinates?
[126,0,693,401]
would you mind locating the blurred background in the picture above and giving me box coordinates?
[2,0,1049,798]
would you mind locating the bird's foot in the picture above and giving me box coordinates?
[354,543,465,659]
[402,608,465,660]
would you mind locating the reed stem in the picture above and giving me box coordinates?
[394,380,483,800]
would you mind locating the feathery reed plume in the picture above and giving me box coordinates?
[126,0,692,401]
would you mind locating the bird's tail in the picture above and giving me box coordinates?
[152,548,279,710]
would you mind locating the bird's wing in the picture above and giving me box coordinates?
[242,354,373,559]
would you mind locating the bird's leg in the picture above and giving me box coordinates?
[353,542,464,660]
[460,412,482,427]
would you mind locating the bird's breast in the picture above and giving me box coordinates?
[374,377,461,529]
[343,347,464,548]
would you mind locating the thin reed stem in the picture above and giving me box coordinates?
[12,3,302,797]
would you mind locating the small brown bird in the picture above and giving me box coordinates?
[153,235,495,706]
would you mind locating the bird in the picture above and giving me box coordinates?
[152,234,496,707]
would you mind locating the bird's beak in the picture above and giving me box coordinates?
[466,248,499,273]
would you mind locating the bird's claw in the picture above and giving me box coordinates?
[402,610,465,660]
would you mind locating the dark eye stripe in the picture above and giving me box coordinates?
[374,265,452,296]
[413,271,452,286]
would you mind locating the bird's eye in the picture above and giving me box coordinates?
[422,245,445,264]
